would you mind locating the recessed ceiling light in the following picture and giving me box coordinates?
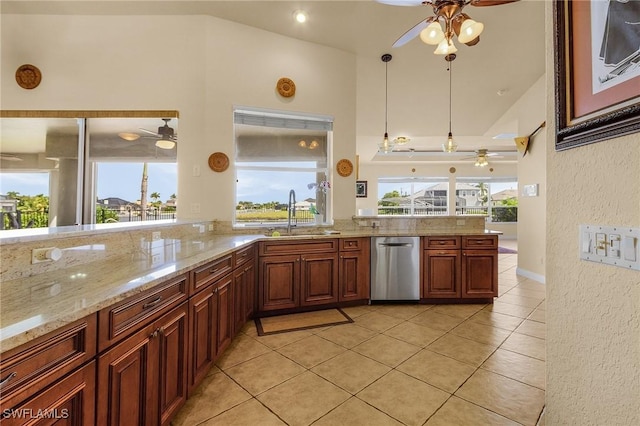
[293,10,308,23]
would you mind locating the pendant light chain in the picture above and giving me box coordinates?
[448,60,452,136]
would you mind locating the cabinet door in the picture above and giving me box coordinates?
[461,250,498,298]
[423,250,461,298]
[300,252,339,306]
[97,325,158,426]
[2,361,96,426]
[157,304,189,426]
[216,274,234,356]
[258,254,300,312]
[187,285,217,395]
[339,251,370,302]
[232,268,246,336]
[243,261,256,321]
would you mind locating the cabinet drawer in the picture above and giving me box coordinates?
[259,239,338,256]
[0,314,97,408]
[425,236,460,249]
[98,274,188,351]
[340,238,368,252]
[192,255,233,294]
[462,235,498,249]
[234,245,255,269]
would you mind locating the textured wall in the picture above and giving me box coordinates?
[544,2,640,424]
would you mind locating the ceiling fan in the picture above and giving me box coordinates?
[461,148,503,167]
[139,118,177,149]
[376,0,520,58]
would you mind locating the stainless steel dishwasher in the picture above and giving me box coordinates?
[370,236,420,301]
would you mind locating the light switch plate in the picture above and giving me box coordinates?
[579,225,640,271]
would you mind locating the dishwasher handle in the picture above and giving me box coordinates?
[378,242,413,247]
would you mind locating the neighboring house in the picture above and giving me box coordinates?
[97,197,139,213]
[392,183,481,207]
[491,189,518,205]
[0,194,17,212]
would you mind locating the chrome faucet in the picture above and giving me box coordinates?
[287,189,297,234]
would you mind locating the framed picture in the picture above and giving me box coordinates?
[554,0,640,150]
[356,181,367,198]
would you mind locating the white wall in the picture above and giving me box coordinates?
[544,2,640,424]
[1,14,357,222]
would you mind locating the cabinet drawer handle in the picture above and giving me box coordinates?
[143,296,163,309]
[150,329,159,338]
[212,287,218,294]
[438,251,446,255]
[0,371,17,388]
[439,241,446,245]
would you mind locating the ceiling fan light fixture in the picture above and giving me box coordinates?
[394,136,410,145]
[118,132,140,141]
[457,19,484,44]
[420,21,445,45]
[475,155,489,167]
[155,138,176,150]
[434,38,457,55]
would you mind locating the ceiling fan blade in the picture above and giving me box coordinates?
[375,0,427,6]
[393,18,431,47]
[470,0,520,7]
[139,128,161,137]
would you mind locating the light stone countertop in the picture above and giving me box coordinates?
[0,228,499,353]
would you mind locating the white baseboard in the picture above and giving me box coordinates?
[516,267,545,284]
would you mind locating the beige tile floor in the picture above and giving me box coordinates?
[173,240,546,426]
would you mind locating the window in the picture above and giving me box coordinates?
[456,178,518,222]
[0,114,178,230]
[378,177,449,216]
[88,118,178,224]
[234,108,333,228]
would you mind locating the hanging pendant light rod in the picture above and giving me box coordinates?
[448,60,452,140]
[383,53,392,138]
[378,53,394,153]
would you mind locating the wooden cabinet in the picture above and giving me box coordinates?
[258,239,338,313]
[1,361,96,426]
[0,314,97,425]
[462,236,498,299]
[422,235,497,302]
[187,283,218,396]
[215,274,234,357]
[300,251,339,306]
[97,302,188,426]
[233,245,255,335]
[423,249,461,298]
[338,237,370,302]
[98,274,188,352]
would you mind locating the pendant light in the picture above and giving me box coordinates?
[378,53,395,154]
[442,58,458,153]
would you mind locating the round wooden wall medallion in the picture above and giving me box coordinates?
[15,64,42,89]
[208,152,229,172]
[336,159,354,177]
[276,77,296,97]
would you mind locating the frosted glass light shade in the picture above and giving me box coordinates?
[420,22,445,45]
[155,139,176,150]
[458,19,484,44]
[434,38,458,55]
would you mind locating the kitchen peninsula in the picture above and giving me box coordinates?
[0,216,498,425]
